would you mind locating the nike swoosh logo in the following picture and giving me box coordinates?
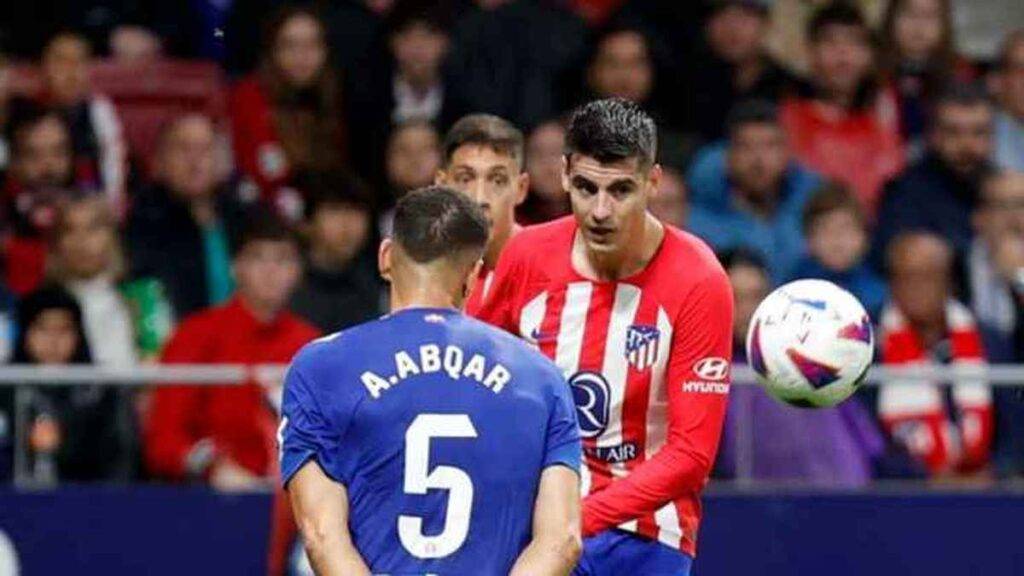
[529,328,555,342]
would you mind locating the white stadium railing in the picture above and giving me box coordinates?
[3,363,1023,488]
[0,363,1021,385]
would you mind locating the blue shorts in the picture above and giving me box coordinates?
[572,530,693,576]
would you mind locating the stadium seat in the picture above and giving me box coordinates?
[7,59,227,174]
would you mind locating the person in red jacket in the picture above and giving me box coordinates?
[229,5,347,223]
[779,3,904,217]
[144,211,318,487]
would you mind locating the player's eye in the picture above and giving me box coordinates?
[491,175,509,186]
[571,177,598,195]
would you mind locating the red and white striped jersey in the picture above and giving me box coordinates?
[472,216,733,557]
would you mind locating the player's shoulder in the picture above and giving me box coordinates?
[289,317,381,374]
[659,223,727,281]
[502,216,576,262]
[457,314,564,382]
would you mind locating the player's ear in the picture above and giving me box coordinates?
[560,155,570,196]
[515,172,529,206]
[378,238,393,283]
[647,163,663,198]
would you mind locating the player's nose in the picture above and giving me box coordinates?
[592,191,613,220]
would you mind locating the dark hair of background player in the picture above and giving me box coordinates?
[442,113,526,169]
[564,98,657,169]
[392,186,489,264]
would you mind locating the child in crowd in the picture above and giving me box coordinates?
[791,183,887,321]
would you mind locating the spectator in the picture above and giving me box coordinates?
[289,171,382,333]
[518,118,570,224]
[649,166,687,229]
[38,31,126,212]
[2,104,83,295]
[689,0,796,141]
[791,183,887,320]
[966,170,1024,478]
[879,0,973,145]
[144,212,319,488]
[966,171,1024,361]
[48,195,137,366]
[874,83,995,265]
[349,4,453,187]
[108,25,164,63]
[127,114,251,325]
[688,100,821,281]
[445,0,587,128]
[714,249,885,486]
[878,232,993,477]
[992,30,1024,172]
[581,22,695,166]
[379,119,442,232]
[0,53,10,179]
[780,2,903,215]
[230,5,346,221]
[12,286,138,483]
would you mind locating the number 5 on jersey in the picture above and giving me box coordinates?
[399,414,478,559]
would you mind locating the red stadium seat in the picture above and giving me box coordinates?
[7,59,227,174]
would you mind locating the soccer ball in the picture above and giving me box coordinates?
[745,279,874,408]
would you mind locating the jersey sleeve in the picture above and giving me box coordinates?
[471,236,523,334]
[582,268,734,535]
[279,358,353,488]
[543,367,583,472]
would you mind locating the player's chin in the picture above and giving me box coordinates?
[583,232,620,252]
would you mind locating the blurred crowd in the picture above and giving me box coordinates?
[0,0,1021,491]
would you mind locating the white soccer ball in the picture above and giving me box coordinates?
[745,279,874,408]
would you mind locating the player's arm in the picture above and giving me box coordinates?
[512,367,584,575]
[581,269,734,534]
[288,460,370,576]
[510,466,582,576]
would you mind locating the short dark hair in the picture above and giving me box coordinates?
[385,2,452,36]
[233,209,298,257]
[565,98,657,169]
[997,29,1024,70]
[807,2,869,43]
[392,186,489,264]
[719,247,769,275]
[726,99,779,138]
[931,81,992,113]
[5,99,67,157]
[296,170,374,219]
[442,114,525,168]
[802,182,866,234]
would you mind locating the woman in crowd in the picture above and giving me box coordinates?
[230,5,346,221]
[879,0,973,146]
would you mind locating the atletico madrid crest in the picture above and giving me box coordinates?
[625,324,660,371]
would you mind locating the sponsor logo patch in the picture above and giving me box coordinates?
[693,357,730,381]
[569,371,610,438]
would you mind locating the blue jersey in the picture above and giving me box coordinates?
[280,307,582,575]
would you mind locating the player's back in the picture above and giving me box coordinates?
[280,307,579,575]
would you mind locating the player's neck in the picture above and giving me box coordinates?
[576,214,664,281]
[389,283,460,313]
[485,222,520,269]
